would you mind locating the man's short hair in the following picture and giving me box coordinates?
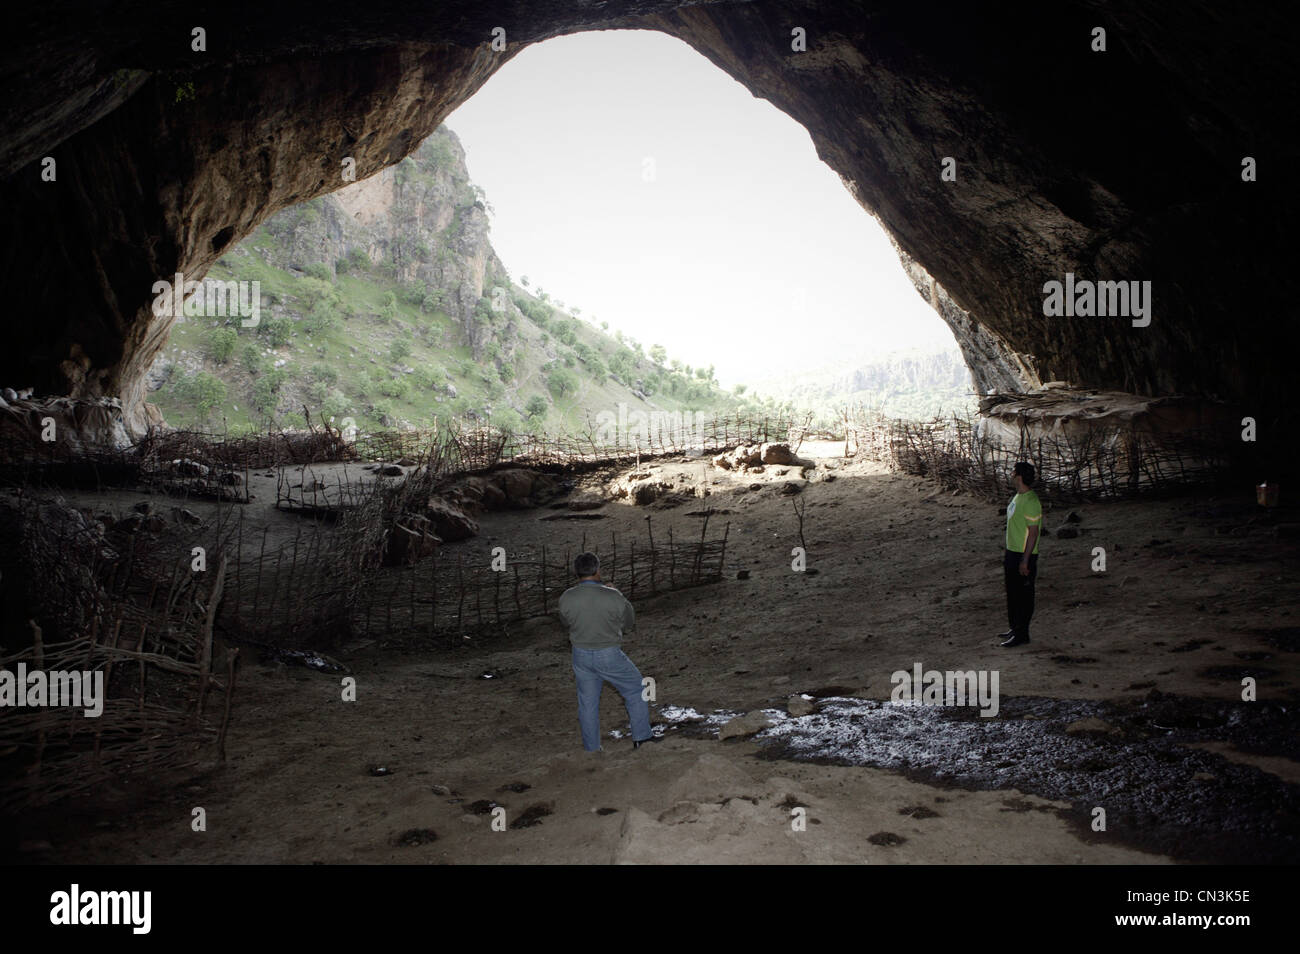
[574,551,600,577]
[1013,461,1036,486]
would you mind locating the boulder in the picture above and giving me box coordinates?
[760,442,814,467]
[426,498,479,541]
[787,695,815,717]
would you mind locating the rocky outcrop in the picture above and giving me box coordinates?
[2,2,1295,444]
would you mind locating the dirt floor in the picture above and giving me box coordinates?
[8,441,1300,864]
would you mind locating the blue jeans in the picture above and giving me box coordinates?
[571,645,652,751]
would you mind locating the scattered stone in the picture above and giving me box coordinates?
[509,802,554,829]
[736,569,750,580]
[787,694,814,717]
[1055,526,1079,539]
[1064,717,1120,736]
[393,828,438,846]
[595,807,619,816]
[173,507,203,525]
[1066,511,1082,523]
[780,481,803,495]
[867,831,906,846]
[430,784,453,797]
[379,464,404,477]
[132,501,151,514]
[718,711,772,740]
[367,765,393,777]
[898,805,941,818]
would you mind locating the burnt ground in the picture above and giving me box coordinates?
[5,443,1299,864]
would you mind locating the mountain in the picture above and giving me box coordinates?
[146,125,740,435]
[746,346,977,420]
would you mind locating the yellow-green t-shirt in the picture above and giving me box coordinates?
[1006,490,1042,554]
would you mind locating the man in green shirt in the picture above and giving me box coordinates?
[1000,461,1042,647]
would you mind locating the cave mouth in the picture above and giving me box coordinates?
[1,1,1294,473]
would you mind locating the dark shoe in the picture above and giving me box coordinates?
[1000,632,1030,647]
[998,630,1014,639]
[633,736,661,749]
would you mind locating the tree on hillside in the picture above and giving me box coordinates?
[547,368,578,398]
[525,395,548,419]
[650,344,667,366]
[521,276,530,287]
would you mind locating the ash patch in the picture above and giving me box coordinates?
[749,693,1300,864]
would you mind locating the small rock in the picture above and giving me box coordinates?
[1055,526,1079,539]
[787,695,814,717]
[173,507,203,525]
[380,465,404,477]
[736,569,750,580]
[1064,717,1120,736]
[718,711,772,740]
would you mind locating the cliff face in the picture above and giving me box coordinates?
[1,1,1294,439]
[255,127,511,351]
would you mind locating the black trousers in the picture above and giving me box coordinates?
[1004,548,1039,638]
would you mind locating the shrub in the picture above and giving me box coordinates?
[399,281,426,306]
[389,339,412,363]
[322,389,349,420]
[525,395,548,419]
[305,263,332,282]
[304,309,339,335]
[307,364,338,386]
[175,371,226,421]
[241,343,265,375]
[297,277,339,313]
[205,327,237,364]
[377,376,409,399]
[259,315,292,346]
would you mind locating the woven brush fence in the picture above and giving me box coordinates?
[0,493,240,812]
[353,516,731,646]
[842,406,1235,503]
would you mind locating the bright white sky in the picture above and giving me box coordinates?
[446,29,957,389]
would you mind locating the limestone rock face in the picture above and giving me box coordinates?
[1,1,1294,440]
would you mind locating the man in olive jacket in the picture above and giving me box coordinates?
[558,551,655,751]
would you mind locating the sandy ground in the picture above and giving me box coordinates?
[10,442,1300,864]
